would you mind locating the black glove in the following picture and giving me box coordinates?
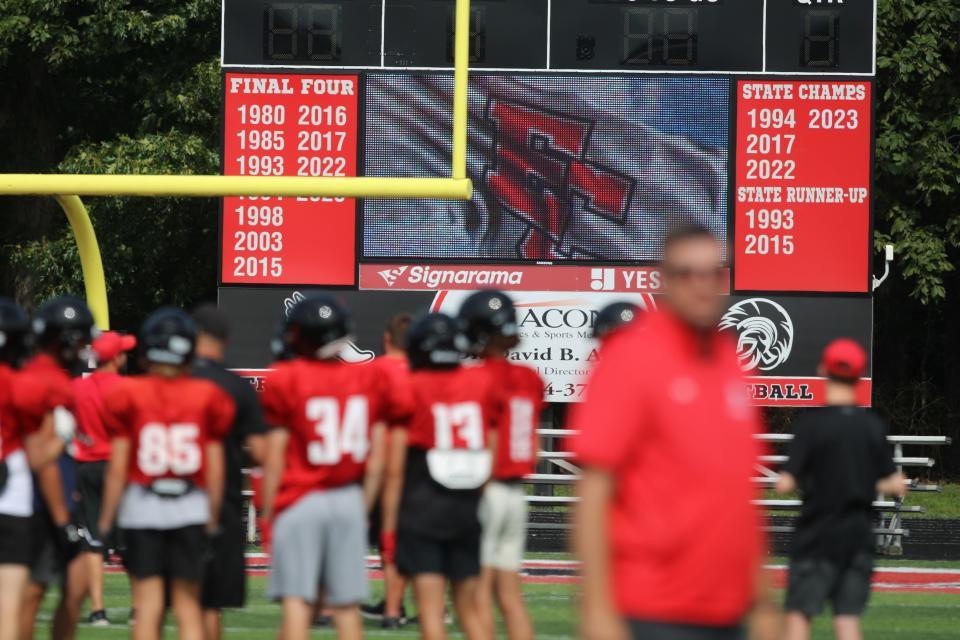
[0,460,8,495]
[54,523,83,564]
[203,526,223,564]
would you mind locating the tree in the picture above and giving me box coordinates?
[0,0,221,327]
[867,0,960,473]
[874,0,960,304]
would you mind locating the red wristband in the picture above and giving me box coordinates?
[380,530,397,565]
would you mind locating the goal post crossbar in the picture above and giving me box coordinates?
[0,175,473,199]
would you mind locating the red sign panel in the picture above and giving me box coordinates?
[221,73,359,286]
[734,81,871,293]
[748,377,872,407]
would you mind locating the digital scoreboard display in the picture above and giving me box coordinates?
[220,0,878,405]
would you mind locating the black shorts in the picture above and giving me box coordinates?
[123,525,207,582]
[628,620,745,640]
[784,550,874,617]
[29,513,64,586]
[0,513,33,566]
[76,460,109,553]
[201,501,246,609]
[396,529,480,582]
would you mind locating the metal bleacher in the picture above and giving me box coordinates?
[526,429,952,554]
[242,429,950,555]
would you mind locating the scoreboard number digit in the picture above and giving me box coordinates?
[264,4,298,60]
[264,3,342,62]
[306,4,341,62]
[802,10,839,68]
[622,7,697,66]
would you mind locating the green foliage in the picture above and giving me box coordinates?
[875,0,960,304]
[0,1,221,327]
[7,130,220,325]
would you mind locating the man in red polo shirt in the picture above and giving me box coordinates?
[72,331,136,626]
[572,224,776,640]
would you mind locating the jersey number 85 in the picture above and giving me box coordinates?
[138,423,201,476]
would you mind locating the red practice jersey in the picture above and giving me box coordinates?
[406,366,504,452]
[103,375,235,487]
[261,358,412,514]
[0,364,32,459]
[72,371,124,463]
[13,354,74,436]
[480,358,544,480]
[572,309,765,627]
[372,355,413,426]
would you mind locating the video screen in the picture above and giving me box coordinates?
[363,74,729,262]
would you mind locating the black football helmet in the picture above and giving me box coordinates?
[282,294,352,360]
[269,321,293,363]
[457,290,519,353]
[0,297,31,367]
[593,301,640,341]
[406,313,467,370]
[139,307,197,366]
[32,296,97,370]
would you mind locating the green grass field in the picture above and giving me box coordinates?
[33,572,960,639]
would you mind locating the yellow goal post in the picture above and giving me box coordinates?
[0,0,475,330]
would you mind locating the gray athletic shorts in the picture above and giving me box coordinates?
[268,485,368,606]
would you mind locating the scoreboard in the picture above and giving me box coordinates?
[219,0,877,406]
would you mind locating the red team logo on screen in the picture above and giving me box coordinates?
[483,99,635,260]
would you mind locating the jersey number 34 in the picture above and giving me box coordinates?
[305,396,370,465]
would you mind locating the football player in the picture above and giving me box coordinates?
[592,301,640,344]
[98,308,234,640]
[0,297,70,640]
[16,296,93,640]
[259,294,407,640]
[383,313,503,640]
[191,304,268,640]
[72,330,137,627]
[364,313,414,629]
[458,291,543,640]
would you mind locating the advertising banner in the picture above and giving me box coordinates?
[220,287,871,406]
[359,263,676,294]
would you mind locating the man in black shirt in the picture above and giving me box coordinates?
[776,338,906,640]
[192,304,267,640]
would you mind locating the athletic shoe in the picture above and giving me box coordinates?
[312,614,334,628]
[88,610,109,626]
[382,617,403,630]
[360,600,386,620]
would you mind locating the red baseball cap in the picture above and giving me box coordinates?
[92,331,137,363]
[821,338,867,381]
